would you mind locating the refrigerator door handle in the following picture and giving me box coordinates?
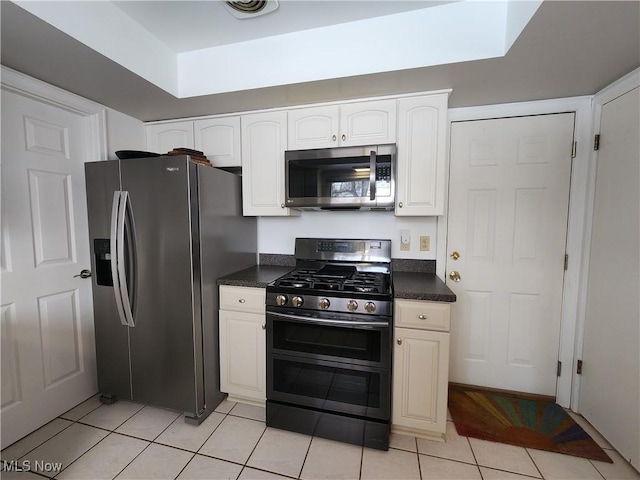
[116,191,136,328]
[110,191,128,327]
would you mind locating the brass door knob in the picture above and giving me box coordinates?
[449,271,461,282]
[450,251,460,260]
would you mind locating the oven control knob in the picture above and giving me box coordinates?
[292,296,304,308]
[319,298,331,309]
[347,300,358,311]
[364,302,376,313]
[275,294,288,306]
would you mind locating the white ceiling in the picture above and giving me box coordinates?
[1,1,639,122]
[12,0,541,98]
[112,1,457,52]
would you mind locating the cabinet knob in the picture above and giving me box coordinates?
[450,251,460,260]
[262,324,266,330]
[332,135,337,141]
[238,298,246,303]
[399,202,403,208]
[449,271,461,282]
[281,203,285,208]
[418,314,427,320]
[342,134,346,141]
[397,338,402,345]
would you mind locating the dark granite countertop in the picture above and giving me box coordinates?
[217,257,456,303]
[392,271,457,302]
[217,265,293,289]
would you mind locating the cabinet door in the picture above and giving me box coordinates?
[339,99,397,146]
[241,111,299,216]
[146,121,194,154]
[393,328,450,436]
[288,106,339,150]
[219,309,266,402]
[194,117,241,167]
[395,94,448,216]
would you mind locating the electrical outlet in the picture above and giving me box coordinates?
[420,236,430,251]
[400,229,411,251]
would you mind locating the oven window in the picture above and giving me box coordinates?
[272,320,381,362]
[272,358,381,408]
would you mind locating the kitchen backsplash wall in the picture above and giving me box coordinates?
[258,211,437,259]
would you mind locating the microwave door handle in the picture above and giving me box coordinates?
[369,150,376,200]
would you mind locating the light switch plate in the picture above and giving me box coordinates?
[420,236,430,251]
[400,229,411,251]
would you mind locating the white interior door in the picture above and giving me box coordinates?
[579,86,639,470]
[447,113,574,396]
[1,88,97,448]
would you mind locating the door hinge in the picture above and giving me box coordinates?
[577,359,583,375]
[557,361,562,376]
[571,141,577,158]
[594,134,600,151]
[564,254,569,271]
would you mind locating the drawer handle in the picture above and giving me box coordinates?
[418,314,427,320]
[238,299,246,303]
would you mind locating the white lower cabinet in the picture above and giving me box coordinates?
[392,299,450,440]
[219,286,266,405]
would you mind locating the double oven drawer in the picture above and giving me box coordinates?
[266,309,391,421]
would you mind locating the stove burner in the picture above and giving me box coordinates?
[274,268,389,296]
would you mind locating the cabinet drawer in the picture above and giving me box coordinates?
[394,299,450,332]
[219,286,265,314]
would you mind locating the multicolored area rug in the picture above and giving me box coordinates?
[448,385,612,463]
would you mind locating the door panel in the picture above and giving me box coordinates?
[85,161,131,400]
[580,86,639,469]
[119,157,198,413]
[447,113,574,396]
[1,89,97,447]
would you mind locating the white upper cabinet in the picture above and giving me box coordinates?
[288,99,396,150]
[194,117,241,167]
[395,93,449,216]
[241,111,299,217]
[146,120,194,154]
[146,116,242,167]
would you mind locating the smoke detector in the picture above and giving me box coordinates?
[224,1,279,19]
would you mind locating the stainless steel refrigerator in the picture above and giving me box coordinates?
[85,155,256,423]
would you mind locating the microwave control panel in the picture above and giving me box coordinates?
[376,164,392,181]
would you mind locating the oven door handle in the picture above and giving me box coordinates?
[268,311,389,328]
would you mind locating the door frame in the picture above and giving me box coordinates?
[1,66,107,161]
[572,68,640,413]
[438,96,592,408]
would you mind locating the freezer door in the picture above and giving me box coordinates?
[85,160,132,401]
[120,156,201,414]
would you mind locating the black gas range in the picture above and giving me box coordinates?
[265,238,393,450]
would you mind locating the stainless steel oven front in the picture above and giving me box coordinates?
[266,308,392,447]
[285,144,396,210]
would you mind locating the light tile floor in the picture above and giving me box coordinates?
[1,396,638,480]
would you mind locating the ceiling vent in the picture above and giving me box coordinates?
[224,1,279,19]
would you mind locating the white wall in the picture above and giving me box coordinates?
[105,108,145,159]
[258,211,437,259]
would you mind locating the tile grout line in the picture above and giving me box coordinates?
[524,448,545,480]
[415,436,423,480]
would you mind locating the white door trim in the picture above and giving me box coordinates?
[439,95,592,408]
[572,68,640,413]
[1,66,108,161]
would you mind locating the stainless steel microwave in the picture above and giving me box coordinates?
[285,144,396,210]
